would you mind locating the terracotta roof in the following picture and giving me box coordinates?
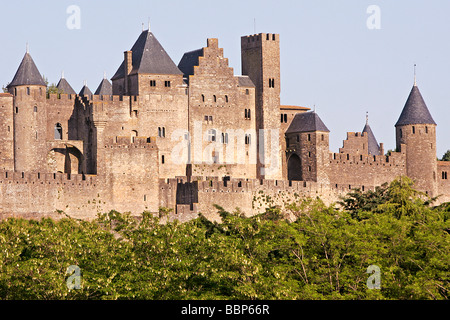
[280,105,310,111]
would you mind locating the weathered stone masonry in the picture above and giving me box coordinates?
[0,27,449,221]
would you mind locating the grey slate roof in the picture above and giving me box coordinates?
[178,48,203,77]
[362,123,381,155]
[112,30,182,80]
[94,78,113,96]
[395,85,436,126]
[56,77,76,94]
[7,52,46,87]
[286,112,330,134]
[79,85,93,96]
[237,76,255,88]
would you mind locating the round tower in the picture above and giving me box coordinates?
[7,50,47,173]
[395,82,438,197]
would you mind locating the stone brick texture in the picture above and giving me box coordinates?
[0,31,449,221]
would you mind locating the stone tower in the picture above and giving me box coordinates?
[285,111,330,183]
[395,83,438,196]
[241,33,281,179]
[7,50,47,173]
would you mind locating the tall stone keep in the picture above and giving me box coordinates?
[7,51,47,173]
[241,33,282,179]
[395,83,438,196]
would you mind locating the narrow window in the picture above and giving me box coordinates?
[208,129,216,142]
[284,114,287,123]
[14,88,17,96]
[27,87,30,95]
[400,128,403,138]
[34,106,37,112]
[201,94,205,102]
[213,95,217,102]
[158,127,162,137]
[208,116,213,123]
[15,107,18,114]
[426,126,428,134]
[347,154,350,161]
[150,80,156,87]
[296,135,299,142]
[204,115,209,122]
[280,114,284,123]
[247,109,251,119]
[412,126,416,134]
[54,123,63,140]
[225,95,228,103]
[162,155,165,164]
[164,81,171,88]
[245,89,249,95]
[245,109,248,119]
[162,127,166,138]
[307,134,311,141]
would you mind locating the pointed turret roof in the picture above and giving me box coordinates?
[362,119,381,156]
[56,76,76,94]
[79,83,93,96]
[111,30,182,80]
[7,52,46,88]
[395,85,436,127]
[94,77,112,96]
[286,111,330,134]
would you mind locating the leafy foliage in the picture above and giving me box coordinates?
[0,178,449,300]
[441,150,450,161]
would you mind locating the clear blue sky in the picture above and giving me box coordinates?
[1,0,449,157]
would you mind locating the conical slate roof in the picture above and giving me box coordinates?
[395,85,436,127]
[56,77,76,94]
[286,112,330,134]
[362,122,380,155]
[94,78,112,95]
[7,52,46,88]
[111,30,182,80]
[79,84,92,96]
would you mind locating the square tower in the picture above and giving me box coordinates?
[241,33,282,179]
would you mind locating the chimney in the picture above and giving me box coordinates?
[124,51,132,95]
[379,143,384,156]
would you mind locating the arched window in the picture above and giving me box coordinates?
[54,123,63,140]
[34,106,37,113]
[213,95,217,103]
[225,95,229,103]
[201,94,205,102]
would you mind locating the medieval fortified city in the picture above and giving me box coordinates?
[0,26,449,222]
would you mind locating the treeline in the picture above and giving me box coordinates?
[0,177,449,300]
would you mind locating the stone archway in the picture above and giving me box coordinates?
[47,145,84,174]
[287,153,302,181]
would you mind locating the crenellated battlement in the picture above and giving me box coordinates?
[0,170,97,185]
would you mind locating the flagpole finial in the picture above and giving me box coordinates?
[366,111,369,125]
[414,64,417,86]
[61,70,65,79]
[26,42,29,54]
